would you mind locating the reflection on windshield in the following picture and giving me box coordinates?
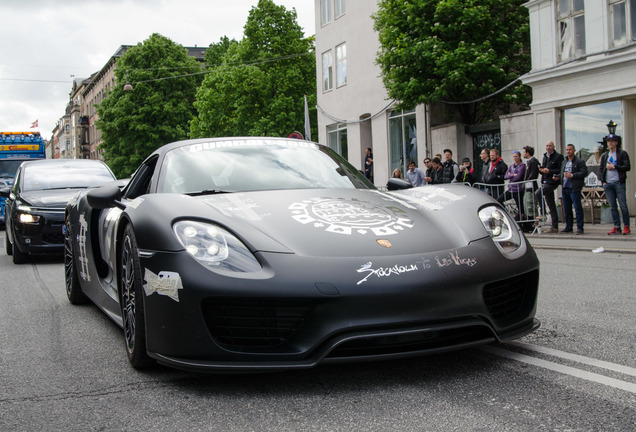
[23,163,115,192]
[0,160,25,181]
[159,140,374,194]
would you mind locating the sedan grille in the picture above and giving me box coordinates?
[202,298,314,349]
[483,270,538,324]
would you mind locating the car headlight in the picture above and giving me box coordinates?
[17,206,40,224]
[173,220,261,273]
[478,205,522,254]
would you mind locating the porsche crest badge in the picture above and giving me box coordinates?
[376,239,392,248]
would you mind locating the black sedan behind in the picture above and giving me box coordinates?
[1,159,116,264]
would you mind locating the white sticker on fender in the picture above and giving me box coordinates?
[143,270,183,302]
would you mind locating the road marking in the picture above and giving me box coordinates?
[509,341,636,378]
[480,345,636,395]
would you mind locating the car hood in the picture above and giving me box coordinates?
[128,186,501,256]
[191,187,495,257]
[20,189,82,208]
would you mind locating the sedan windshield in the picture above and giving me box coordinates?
[22,162,116,191]
[158,139,374,194]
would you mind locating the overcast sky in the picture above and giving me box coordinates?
[0,0,315,137]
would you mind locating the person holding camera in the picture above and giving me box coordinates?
[455,157,476,185]
[535,140,564,232]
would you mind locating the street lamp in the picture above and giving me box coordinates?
[606,120,617,135]
[123,71,133,92]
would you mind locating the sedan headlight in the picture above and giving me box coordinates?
[173,220,261,273]
[17,206,40,224]
[478,205,522,254]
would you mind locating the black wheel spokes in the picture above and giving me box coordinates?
[121,236,136,351]
[64,222,73,296]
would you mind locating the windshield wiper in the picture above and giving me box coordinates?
[186,189,234,196]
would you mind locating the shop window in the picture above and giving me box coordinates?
[389,110,417,176]
[327,123,348,158]
[561,101,622,167]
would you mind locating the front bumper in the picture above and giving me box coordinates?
[12,209,65,254]
[140,236,540,372]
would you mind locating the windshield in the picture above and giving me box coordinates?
[0,160,25,186]
[22,162,116,192]
[158,139,374,194]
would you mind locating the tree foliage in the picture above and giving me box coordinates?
[97,34,203,178]
[190,0,316,139]
[374,0,531,125]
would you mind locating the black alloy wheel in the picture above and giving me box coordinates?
[119,224,153,369]
[64,216,88,304]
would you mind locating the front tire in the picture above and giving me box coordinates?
[120,224,153,369]
[64,216,88,305]
[5,232,12,256]
[11,234,29,264]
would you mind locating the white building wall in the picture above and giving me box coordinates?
[314,0,427,187]
[522,0,636,214]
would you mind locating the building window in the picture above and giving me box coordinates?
[336,43,347,88]
[321,0,332,26]
[327,123,348,158]
[66,139,71,152]
[562,100,622,168]
[610,0,636,47]
[558,0,585,61]
[389,110,417,176]
[335,0,345,18]
[322,50,333,92]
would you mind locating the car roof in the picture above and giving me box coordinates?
[155,136,320,155]
[20,159,108,167]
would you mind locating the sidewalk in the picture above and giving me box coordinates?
[525,218,636,254]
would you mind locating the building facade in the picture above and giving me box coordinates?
[314,0,429,187]
[53,45,207,161]
[520,0,636,212]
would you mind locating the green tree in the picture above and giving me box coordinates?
[190,0,316,139]
[204,36,239,67]
[97,33,203,178]
[374,0,531,125]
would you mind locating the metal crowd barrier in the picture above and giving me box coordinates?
[382,177,554,235]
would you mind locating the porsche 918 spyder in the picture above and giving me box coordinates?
[64,137,539,372]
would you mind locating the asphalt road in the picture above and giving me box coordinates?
[1,232,635,431]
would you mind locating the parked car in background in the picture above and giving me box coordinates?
[1,159,116,264]
[64,137,540,373]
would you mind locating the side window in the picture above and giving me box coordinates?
[12,167,22,195]
[124,156,158,199]
[322,50,333,92]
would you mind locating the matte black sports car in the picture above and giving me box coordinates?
[1,159,116,264]
[64,137,539,372]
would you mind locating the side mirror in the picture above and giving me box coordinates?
[0,187,10,198]
[386,178,414,191]
[87,184,124,209]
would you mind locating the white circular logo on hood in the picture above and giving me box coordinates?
[289,197,414,236]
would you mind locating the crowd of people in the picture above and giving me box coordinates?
[391,139,632,235]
